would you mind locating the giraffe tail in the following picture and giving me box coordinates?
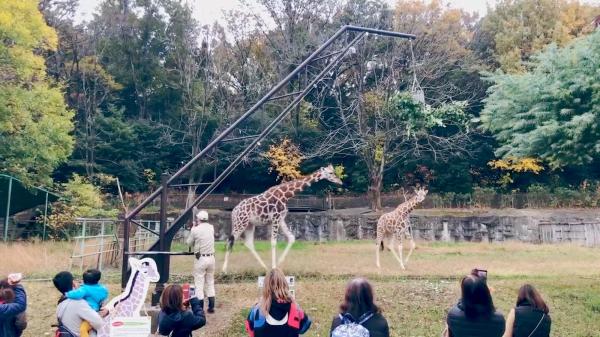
[226,235,235,252]
[380,240,384,251]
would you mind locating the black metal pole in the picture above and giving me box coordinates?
[123,26,414,224]
[146,32,368,258]
[152,173,169,306]
[121,216,130,288]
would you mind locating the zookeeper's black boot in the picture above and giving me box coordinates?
[208,297,215,313]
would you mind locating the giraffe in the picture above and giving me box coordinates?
[96,257,160,337]
[375,187,428,270]
[222,165,342,272]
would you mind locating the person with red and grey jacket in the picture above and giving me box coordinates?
[245,268,311,337]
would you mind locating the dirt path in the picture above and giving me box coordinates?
[193,283,255,336]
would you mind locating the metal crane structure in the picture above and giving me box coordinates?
[120,25,416,304]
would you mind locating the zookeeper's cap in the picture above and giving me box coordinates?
[196,210,209,221]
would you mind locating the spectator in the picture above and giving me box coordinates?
[158,284,206,337]
[330,278,389,337]
[0,274,27,337]
[502,284,551,337]
[53,271,104,337]
[65,269,109,337]
[245,268,311,337]
[445,271,505,337]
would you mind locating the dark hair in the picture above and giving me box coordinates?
[0,278,10,288]
[340,278,380,320]
[461,275,495,318]
[53,271,74,294]
[517,284,549,314]
[0,278,15,304]
[160,284,184,315]
[83,269,102,285]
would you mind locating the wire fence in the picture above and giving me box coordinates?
[69,218,165,272]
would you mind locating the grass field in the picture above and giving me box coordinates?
[2,240,600,337]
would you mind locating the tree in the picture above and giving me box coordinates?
[481,30,600,169]
[0,0,74,185]
[474,0,600,73]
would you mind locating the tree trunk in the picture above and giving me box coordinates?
[367,151,386,211]
[368,173,383,211]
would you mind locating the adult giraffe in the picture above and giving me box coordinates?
[222,165,342,272]
[375,187,428,270]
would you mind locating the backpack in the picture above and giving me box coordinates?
[245,302,311,337]
[331,312,374,337]
[53,318,77,337]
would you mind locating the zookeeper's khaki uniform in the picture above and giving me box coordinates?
[186,221,216,299]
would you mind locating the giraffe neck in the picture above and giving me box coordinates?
[396,196,421,214]
[276,172,321,202]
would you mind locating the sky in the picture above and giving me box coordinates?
[76,0,500,25]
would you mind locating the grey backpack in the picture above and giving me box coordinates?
[331,312,374,337]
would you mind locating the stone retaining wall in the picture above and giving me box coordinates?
[199,208,600,245]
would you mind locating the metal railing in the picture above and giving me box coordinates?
[70,218,164,273]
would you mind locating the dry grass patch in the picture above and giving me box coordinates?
[0,241,72,278]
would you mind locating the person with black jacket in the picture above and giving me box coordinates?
[245,268,311,337]
[502,284,551,337]
[330,278,389,337]
[158,284,206,337]
[445,272,505,337]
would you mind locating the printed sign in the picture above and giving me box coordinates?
[257,276,295,287]
[109,317,151,337]
[258,276,296,298]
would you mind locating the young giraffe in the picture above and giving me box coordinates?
[375,187,428,270]
[222,165,342,272]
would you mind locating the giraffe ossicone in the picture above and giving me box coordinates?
[222,165,342,272]
[96,257,160,337]
[375,187,428,270]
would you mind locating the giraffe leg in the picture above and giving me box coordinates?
[270,220,280,269]
[243,227,268,271]
[404,228,416,266]
[222,230,242,273]
[277,220,296,266]
[388,236,406,270]
[375,222,385,269]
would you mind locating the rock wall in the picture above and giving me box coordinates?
[202,208,600,244]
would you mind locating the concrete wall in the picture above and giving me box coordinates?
[201,208,600,245]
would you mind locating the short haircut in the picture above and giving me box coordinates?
[53,271,74,293]
[83,269,102,285]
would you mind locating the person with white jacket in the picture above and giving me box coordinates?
[186,210,216,313]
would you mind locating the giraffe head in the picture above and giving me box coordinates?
[316,165,342,185]
[129,257,160,282]
[414,187,428,203]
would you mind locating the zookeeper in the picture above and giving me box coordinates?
[186,210,216,313]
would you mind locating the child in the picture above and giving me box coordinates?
[65,269,108,337]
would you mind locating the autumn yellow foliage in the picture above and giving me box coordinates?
[263,138,304,181]
[488,157,544,174]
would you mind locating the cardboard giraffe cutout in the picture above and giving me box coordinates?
[96,257,160,337]
[223,165,342,272]
[375,187,428,270]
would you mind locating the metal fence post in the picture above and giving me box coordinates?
[43,191,49,241]
[80,219,87,274]
[99,221,105,270]
[4,176,13,242]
